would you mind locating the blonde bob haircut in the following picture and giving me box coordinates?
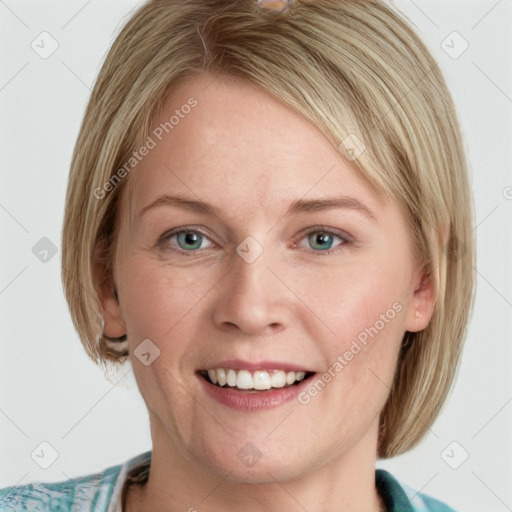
[61,0,476,458]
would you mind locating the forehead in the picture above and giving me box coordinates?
[123,74,382,224]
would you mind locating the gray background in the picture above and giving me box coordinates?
[0,1,511,510]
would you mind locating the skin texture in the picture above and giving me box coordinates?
[96,74,435,512]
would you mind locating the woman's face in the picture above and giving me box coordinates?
[100,74,433,481]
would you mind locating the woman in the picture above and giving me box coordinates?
[0,0,475,510]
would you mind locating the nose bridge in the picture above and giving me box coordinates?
[232,245,271,298]
[212,238,288,334]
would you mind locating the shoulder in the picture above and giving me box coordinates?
[0,459,125,512]
[376,469,459,512]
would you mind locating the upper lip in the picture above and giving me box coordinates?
[199,359,314,373]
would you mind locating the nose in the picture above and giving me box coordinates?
[211,245,290,337]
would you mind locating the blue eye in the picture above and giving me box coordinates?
[302,230,346,253]
[163,230,213,252]
[177,231,204,250]
[158,227,349,256]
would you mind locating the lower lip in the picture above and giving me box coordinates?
[197,373,316,411]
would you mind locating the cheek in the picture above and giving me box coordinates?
[291,258,408,413]
[118,255,212,340]
[117,257,205,432]
[293,268,406,433]
[296,261,407,350]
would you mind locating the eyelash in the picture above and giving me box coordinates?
[157,225,352,256]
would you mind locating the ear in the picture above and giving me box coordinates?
[403,267,437,333]
[92,247,127,339]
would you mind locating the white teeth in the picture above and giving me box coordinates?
[203,368,310,390]
[236,370,253,390]
[226,369,237,387]
[270,371,286,388]
[286,371,296,385]
[253,370,272,390]
[217,367,226,386]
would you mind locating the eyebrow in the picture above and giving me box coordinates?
[287,197,376,220]
[138,194,376,221]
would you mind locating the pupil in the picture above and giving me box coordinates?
[311,232,332,250]
[179,232,202,250]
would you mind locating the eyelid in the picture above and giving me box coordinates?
[157,225,354,255]
[157,225,217,253]
[292,225,353,254]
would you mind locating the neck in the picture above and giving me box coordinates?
[125,417,384,512]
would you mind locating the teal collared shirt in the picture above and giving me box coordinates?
[0,451,458,511]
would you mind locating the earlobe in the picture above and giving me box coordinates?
[97,279,127,339]
[92,244,127,339]
[405,272,436,333]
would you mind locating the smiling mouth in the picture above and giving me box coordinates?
[198,368,315,392]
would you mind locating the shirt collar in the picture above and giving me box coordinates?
[109,452,416,512]
[376,468,415,512]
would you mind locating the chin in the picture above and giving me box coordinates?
[188,436,313,484]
